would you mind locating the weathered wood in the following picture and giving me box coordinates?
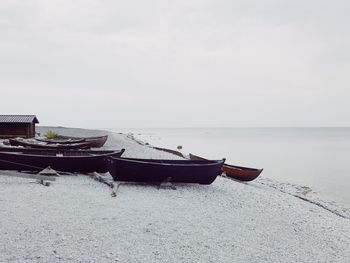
[152,146,186,158]
[89,172,116,197]
[158,177,176,190]
[112,183,120,197]
[37,179,51,186]
[38,166,60,176]
[92,173,114,188]
[0,172,56,181]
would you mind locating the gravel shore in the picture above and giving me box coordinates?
[0,127,349,263]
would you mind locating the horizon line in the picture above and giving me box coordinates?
[38,125,350,129]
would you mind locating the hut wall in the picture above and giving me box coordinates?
[28,123,36,138]
[0,123,32,138]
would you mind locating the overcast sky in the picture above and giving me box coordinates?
[0,0,349,128]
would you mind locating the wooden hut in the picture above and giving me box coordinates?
[0,115,39,139]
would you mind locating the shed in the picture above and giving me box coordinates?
[0,115,39,138]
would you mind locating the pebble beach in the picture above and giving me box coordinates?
[0,127,349,262]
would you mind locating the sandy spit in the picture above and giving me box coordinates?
[0,126,349,263]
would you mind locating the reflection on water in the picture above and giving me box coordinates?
[110,127,350,208]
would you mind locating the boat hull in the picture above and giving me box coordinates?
[36,138,85,144]
[9,138,91,150]
[222,165,263,181]
[107,157,224,184]
[57,135,108,148]
[0,149,125,173]
[189,154,262,182]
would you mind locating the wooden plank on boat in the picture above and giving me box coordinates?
[152,146,186,158]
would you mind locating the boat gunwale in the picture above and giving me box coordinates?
[58,135,108,140]
[0,149,125,159]
[224,163,263,172]
[0,146,119,155]
[9,138,91,149]
[189,153,262,171]
[35,138,86,144]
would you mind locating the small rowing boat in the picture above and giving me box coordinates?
[107,157,225,184]
[56,135,108,148]
[35,138,85,144]
[9,138,91,150]
[189,153,263,182]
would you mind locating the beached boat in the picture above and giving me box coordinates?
[189,153,263,182]
[107,157,225,184]
[0,148,125,173]
[35,137,85,144]
[9,138,91,150]
[56,135,108,148]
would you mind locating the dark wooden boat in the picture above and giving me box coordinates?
[189,153,263,182]
[9,138,91,150]
[36,137,85,144]
[56,135,108,148]
[0,148,125,173]
[107,157,225,184]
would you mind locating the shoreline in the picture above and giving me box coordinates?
[0,126,349,262]
[122,129,350,219]
[113,127,350,209]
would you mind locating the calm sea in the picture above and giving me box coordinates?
[110,127,350,208]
